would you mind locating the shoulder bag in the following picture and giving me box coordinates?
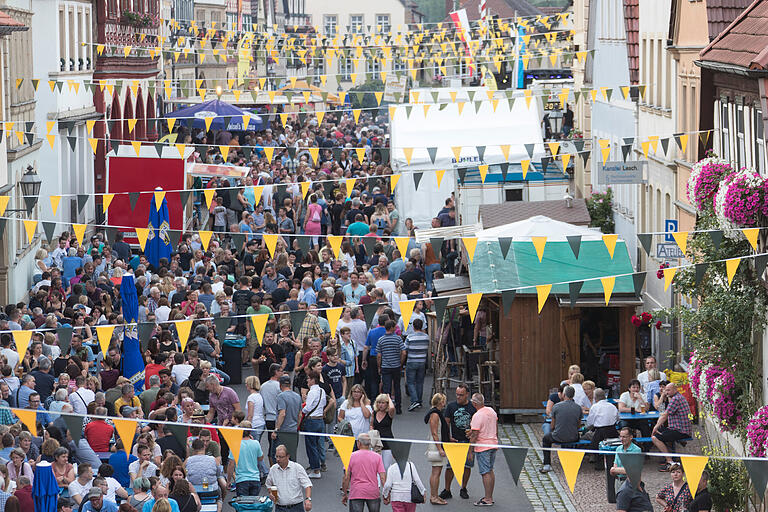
[408,462,425,504]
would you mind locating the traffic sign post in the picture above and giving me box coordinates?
[664,219,678,242]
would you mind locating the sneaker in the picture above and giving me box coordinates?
[539,464,552,473]
[308,470,322,479]
[320,463,328,472]
[408,402,419,412]
[459,488,469,499]
[439,489,452,500]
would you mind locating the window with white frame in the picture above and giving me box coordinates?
[721,100,731,162]
[242,14,252,32]
[226,12,236,31]
[756,108,766,175]
[324,14,337,36]
[737,103,746,168]
[376,14,390,33]
[366,59,380,80]
[350,15,363,34]
[393,57,406,73]
[339,58,353,81]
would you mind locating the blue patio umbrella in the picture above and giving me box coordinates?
[33,462,59,512]
[165,99,263,131]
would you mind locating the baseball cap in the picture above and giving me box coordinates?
[279,375,291,386]
[120,406,139,416]
[87,488,103,499]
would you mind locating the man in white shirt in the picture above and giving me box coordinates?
[170,353,193,385]
[69,376,95,415]
[301,374,327,479]
[637,356,667,394]
[68,463,94,506]
[264,445,312,510]
[129,445,159,483]
[586,388,620,470]
[374,267,396,297]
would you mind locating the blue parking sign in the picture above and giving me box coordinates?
[664,219,678,242]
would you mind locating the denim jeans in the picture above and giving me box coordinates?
[380,367,402,409]
[424,263,441,291]
[405,362,426,405]
[349,498,381,512]
[303,417,325,470]
[254,427,270,477]
[235,480,261,496]
[542,422,552,436]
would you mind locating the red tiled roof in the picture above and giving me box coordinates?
[707,0,753,41]
[443,0,541,22]
[623,0,639,84]
[700,0,768,70]
[0,11,26,34]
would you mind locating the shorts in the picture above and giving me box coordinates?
[654,427,689,444]
[475,449,497,475]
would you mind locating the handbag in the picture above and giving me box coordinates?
[408,463,425,504]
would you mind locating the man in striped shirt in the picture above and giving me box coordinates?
[404,318,430,411]
[376,320,406,414]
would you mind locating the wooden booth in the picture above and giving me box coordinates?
[463,217,643,414]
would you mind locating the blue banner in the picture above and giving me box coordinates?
[146,190,172,268]
[120,274,145,393]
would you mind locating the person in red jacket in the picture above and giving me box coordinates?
[84,407,114,452]
[13,476,34,512]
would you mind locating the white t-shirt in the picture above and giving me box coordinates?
[171,364,194,385]
[375,280,396,297]
[1,348,19,371]
[619,391,646,410]
[69,388,95,415]
[571,383,591,410]
[105,476,122,503]
[155,306,171,324]
[128,459,159,479]
[638,370,667,394]
[246,392,266,428]
[339,402,373,437]
[68,478,92,502]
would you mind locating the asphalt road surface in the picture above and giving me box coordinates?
[224,367,533,512]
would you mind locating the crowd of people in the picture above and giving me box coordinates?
[0,108,502,512]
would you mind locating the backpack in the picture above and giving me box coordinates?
[334,418,353,437]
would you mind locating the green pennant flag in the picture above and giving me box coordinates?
[77,194,89,213]
[42,222,57,244]
[63,414,84,443]
[637,234,652,255]
[389,440,411,477]
[566,235,581,259]
[169,229,182,250]
[362,303,379,329]
[502,447,527,485]
[138,322,155,353]
[498,237,512,259]
[502,290,516,316]
[129,192,141,211]
[632,272,646,298]
[569,281,583,308]
[290,310,307,337]
[432,297,449,324]
[57,327,73,355]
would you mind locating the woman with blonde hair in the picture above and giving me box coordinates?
[425,393,450,505]
[33,249,49,283]
[338,384,372,438]
[151,498,173,512]
[245,375,266,440]
[372,394,396,468]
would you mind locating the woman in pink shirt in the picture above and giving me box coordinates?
[304,193,323,249]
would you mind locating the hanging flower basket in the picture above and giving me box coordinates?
[714,169,764,236]
[686,157,731,212]
[689,351,741,432]
[746,405,768,457]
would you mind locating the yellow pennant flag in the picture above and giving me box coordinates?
[374,92,383,105]
[95,325,116,355]
[250,314,269,345]
[641,141,650,159]
[216,427,242,463]
[467,293,482,323]
[355,147,366,163]
[726,258,740,286]
[330,435,356,470]
[681,456,709,496]
[301,180,312,199]
[524,89,533,108]
[558,450,585,492]
[263,233,278,257]
[176,144,185,158]
[279,113,289,127]
[220,145,230,161]
[602,234,618,259]
[561,153,571,172]
[102,194,114,213]
[463,237,478,262]
[390,174,401,191]
[536,284,552,313]
[154,191,166,209]
[86,120,96,134]
[601,147,611,165]
[436,170,445,188]
[521,159,531,180]
[663,267,677,291]
[127,118,137,133]
[388,106,396,119]
[13,330,33,363]
[316,111,325,125]
[204,116,214,131]
[531,236,547,262]
[402,148,414,165]
[12,408,38,434]
[601,276,616,305]
[451,146,462,161]
[679,134,689,154]
[547,142,560,156]
[167,118,176,132]
[135,228,150,252]
[203,189,216,208]
[399,301,416,329]
[199,230,213,251]
[478,164,489,183]
[131,140,141,156]
[88,138,98,154]
[23,220,37,243]
[327,307,343,335]
[443,443,470,483]
[47,134,56,149]
[671,231,688,254]
[345,178,356,198]
[309,148,320,164]
[113,417,138,455]
[743,228,759,250]
[72,223,87,246]
[252,186,264,206]
[175,319,194,351]
[49,195,61,216]
[352,109,362,123]
[0,196,9,215]
[328,235,344,258]
[457,102,466,115]
[500,144,511,161]
[395,237,410,260]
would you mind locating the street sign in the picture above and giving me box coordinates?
[656,243,684,259]
[383,75,407,103]
[665,219,678,242]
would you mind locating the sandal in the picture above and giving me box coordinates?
[474,498,494,506]
[430,497,448,505]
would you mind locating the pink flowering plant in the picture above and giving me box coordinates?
[686,157,731,212]
[714,169,765,237]
[688,351,741,432]
[746,405,768,457]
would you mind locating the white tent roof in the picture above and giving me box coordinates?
[476,215,606,241]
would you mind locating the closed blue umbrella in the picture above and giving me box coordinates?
[33,462,59,512]
[121,274,145,393]
[165,99,263,131]
[146,189,172,269]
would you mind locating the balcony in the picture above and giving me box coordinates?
[103,20,159,48]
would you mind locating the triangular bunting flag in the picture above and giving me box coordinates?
[23,219,37,242]
[632,272,646,297]
[13,409,37,434]
[536,284,552,313]
[399,301,415,330]
[326,308,343,336]
[621,452,645,489]
[466,293,482,322]
[218,427,243,463]
[413,172,423,190]
[663,267,676,291]
[42,222,56,244]
[250,315,269,346]
[389,441,411,477]
[95,325,116,355]
[671,231,688,254]
[709,230,724,250]
[726,258,740,286]
[744,459,768,501]
[62,415,84,443]
[695,263,709,287]
[558,450,585,492]
[502,447,528,485]
[601,276,616,305]
[681,456,709,496]
[462,237,478,262]
[129,192,141,211]
[328,235,343,258]
[330,435,356,470]
[13,330,33,362]
[443,443,470,483]
[113,418,138,457]
[531,236,547,262]
[637,233,652,255]
[199,230,213,251]
[175,319,194,351]
[498,237,512,259]
[49,195,61,216]
[135,227,149,251]
[602,234,618,259]
[263,233,278,257]
[501,290,516,317]
[743,228,759,250]
[566,235,581,258]
[569,281,584,308]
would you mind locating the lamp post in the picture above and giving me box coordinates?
[6,166,42,215]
